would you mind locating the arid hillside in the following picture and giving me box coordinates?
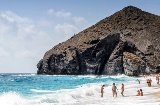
[37,6,160,76]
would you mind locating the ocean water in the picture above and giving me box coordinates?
[0,73,159,105]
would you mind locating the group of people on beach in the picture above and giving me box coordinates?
[136,89,143,96]
[101,83,125,97]
[145,74,160,86]
[100,74,160,98]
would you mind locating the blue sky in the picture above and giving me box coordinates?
[0,0,160,73]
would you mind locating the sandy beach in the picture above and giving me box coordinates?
[142,75,160,103]
[152,85,160,102]
[61,75,160,105]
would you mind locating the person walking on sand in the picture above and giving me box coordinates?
[140,89,143,96]
[101,85,105,97]
[121,83,124,96]
[112,83,118,97]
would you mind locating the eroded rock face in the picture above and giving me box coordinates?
[123,52,146,76]
[37,6,160,76]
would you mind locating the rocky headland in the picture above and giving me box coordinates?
[37,6,160,76]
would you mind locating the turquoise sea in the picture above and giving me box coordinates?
[0,73,158,105]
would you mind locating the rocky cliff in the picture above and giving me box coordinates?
[37,6,160,76]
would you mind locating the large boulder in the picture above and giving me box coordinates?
[123,52,146,76]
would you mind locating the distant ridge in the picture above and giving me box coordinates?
[37,6,160,76]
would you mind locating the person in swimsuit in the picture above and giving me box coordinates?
[121,83,124,96]
[137,79,140,84]
[101,85,105,97]
[136,90,140,96]
[147,79,150,87]
[158,76,160,84]
[149,78,152,87]
[112,83,118,97]
[140,89,143,96]
[156,75,159,84]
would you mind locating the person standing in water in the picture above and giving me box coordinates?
[147,79,150,87]
[137,79,140,84]
[101,85,105,97]
[140,89,143,96]
[121,83,124,96]
[136,90,140,96]
[149,78,152,87]
[112,83,118,97]
[156,75,159,84]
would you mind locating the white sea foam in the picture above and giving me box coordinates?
[0,92,28,105]
[0,76,159,105]
[12,73,36,77]
[30,89,55,93]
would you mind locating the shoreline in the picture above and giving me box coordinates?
[0,73,159,105]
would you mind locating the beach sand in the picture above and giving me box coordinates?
[64,76,160,105]
[145,75,160,103]
[152,85,160,102]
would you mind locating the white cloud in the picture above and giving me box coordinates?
[38,20,52,27]
[0,10,56,73]
[56,10,71,18]
[73,16,87,25]
[47,9,54,15]
[15,50,34,58]
[47,9,71,18]
[0,9,89,73]
[47,9,88,26]
[47,9,88,40]
[0,24,9,35]
[0,48,9,57]
[0,11,30,23]
[55,23,78,40]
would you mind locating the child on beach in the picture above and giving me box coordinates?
[101,85,105,97]
[136,90,140,96]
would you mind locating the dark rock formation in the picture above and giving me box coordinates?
[37,6,160,76]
